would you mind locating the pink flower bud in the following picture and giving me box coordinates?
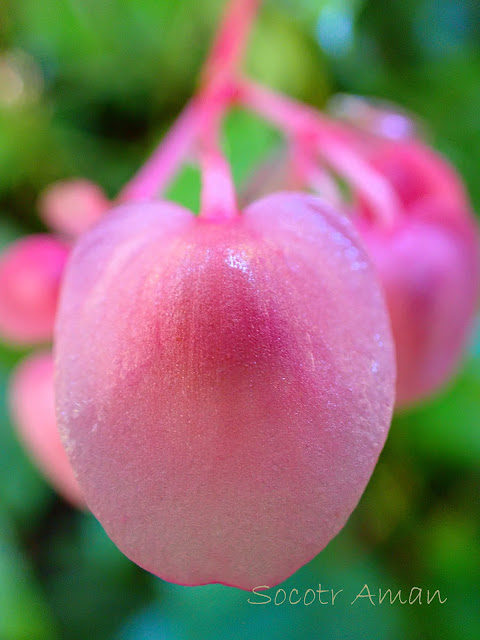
[0,235,69,345]
[357,206,479,406]
[38,179,110,238]
[55,193,395,588]
[355,138,479,406]
[8,351,84,507]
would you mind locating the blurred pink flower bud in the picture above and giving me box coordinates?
[0,235,69,345]
[8,351,84,507]
[357,206,479,407]
[38,179,110,238]
[354,138,479,406]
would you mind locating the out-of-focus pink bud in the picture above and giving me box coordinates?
[8,351,84,507]
[351,132,479,406]
[0,235,69,345]
[38,179,110,238]
[357,208,479,407]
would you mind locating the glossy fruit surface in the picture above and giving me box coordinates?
[55,193,395,589]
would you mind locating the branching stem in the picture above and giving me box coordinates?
[120,0,261,203]
[236,79,401,228]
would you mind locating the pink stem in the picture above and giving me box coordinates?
[201,0,262,88]
[198,99,238,221]
[237,79,331,140]
[119,97,204,202]
[120,0,261,203]
[199,144,238,221]
[237,79,401,227]
[289,142,342,206]
[315,138,399,225]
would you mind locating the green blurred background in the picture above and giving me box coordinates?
[0,0,479,638]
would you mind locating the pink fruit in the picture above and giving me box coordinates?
[39,179,110,238]
[55,193,395,589]
[0,235,69,344]
[354,136,479,406]
[9,352,84,507]
[357,204,479,406]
